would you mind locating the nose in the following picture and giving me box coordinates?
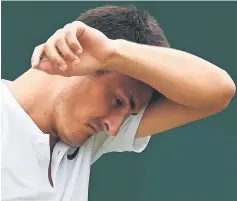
[101,110,129,136]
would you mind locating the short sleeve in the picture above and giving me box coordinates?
[91,103,150,164]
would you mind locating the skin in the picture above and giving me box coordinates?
[8,68,152,187]
[8,19,236,187]
[9,68,153,148]
[31,21,235,140]
[50,72,152,147]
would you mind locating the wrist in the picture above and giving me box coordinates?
[103,39,126,72]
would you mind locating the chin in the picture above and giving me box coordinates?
[62,137,79,147]
[59,132,84,147]
[57,125,91,147]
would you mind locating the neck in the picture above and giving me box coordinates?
[8,68,59,134]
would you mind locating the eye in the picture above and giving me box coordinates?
[114,97,123,108]
[116,98,123,107]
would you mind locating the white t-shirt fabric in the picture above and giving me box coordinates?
[1,80,150,201]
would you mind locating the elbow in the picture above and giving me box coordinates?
[210,70,236,112]
[218,82,236,111]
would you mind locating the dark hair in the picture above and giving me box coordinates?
[76,5,169,101]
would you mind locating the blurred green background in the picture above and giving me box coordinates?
[2,2,237,201]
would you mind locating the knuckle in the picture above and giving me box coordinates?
[63,23,72,30]
[32,51,38,58]
[64,24,76,35]
[34,44,42,51]
[65,30,73,39]
[44,43,51,51]
[34,46,39,51]
[54,38,62,46]
[43,43,49,50]
[64,52,73,60]
[72,21,81,26]
[53,29,65,41]
[68,41,79,50]
[55,28,63,35]
[32,48,36,54]
[31,56,36,61]
[72,21,78,26]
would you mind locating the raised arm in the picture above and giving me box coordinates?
[31,21,236,138]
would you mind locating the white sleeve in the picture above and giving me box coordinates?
[91,103,150,164]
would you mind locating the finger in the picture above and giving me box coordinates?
[64,23,83,56]
[44,42,67,71]
[55,38,80,63]
[36,59,69,77]
[72,21,86,38]
[31,44,44,68]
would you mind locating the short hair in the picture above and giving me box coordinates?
[76,5,169,101]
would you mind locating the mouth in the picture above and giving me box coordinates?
[88,122,101,134]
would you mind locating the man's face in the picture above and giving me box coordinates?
[51,72,153,147]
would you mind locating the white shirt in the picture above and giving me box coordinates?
[1,80,150,201]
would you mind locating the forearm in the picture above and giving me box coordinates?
[108,39,236,109]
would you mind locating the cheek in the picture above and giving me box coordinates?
[63,81,113,122]
[86,87,112,116]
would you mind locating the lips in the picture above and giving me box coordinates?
[88,122,101,134]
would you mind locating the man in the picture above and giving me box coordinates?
[1,5,235,201]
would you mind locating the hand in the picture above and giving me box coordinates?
[31,21,114,76]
